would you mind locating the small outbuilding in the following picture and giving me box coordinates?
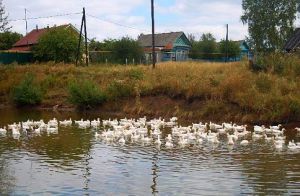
[138,31,192,63]
[284,28,300,52]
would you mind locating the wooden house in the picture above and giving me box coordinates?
[138,32,191,63]
[284,28,300,52]
[234,40,251,60]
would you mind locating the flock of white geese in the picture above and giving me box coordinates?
[0,117,300,150]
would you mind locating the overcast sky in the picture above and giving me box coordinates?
[4,0,248,41]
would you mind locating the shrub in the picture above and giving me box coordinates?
[12,74,42,106]
[255,74,272,93]
[68,80,107,109]
[289,99,300,120]
[107,80,133,99]
[129,69,144,80]
[249,55,267,72]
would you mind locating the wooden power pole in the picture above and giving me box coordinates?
[76,7,89,66]
[151,0,155,68]
[225,24,229,63]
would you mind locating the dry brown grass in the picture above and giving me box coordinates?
[1,60,300,122]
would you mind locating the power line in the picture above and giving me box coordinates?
[87,14,150,33]
[8,12,82,22]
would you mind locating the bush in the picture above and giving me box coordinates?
[107,80,133,99]
[129,69,144,80]
[249,55,268,72]
[68,80,107,109]
[289,99,300,120]
[255,74,272,93]
[12,74,42,106]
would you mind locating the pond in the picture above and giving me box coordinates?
[0,109,299,195]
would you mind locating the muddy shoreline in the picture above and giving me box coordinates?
[1,95,300,125]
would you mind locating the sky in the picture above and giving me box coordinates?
[4,0,248,41]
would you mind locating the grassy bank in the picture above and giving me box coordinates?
[0,58,300,123]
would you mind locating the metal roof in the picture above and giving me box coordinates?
[138,32,186,47]
[284,28,300,52]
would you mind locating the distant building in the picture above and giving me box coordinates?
[138,32,192,63]
[234,40,251,60]
[10,24,79,52]
[284,28,300,52]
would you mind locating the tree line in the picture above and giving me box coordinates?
[1,0,300,63]
[188,33,241,60]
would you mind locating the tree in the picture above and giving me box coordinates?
[111,37,143,64]
[219,40,241,59]
[33,27,80,63]
[241,0,298,52]
[0,31,22,50]
[189,33,218,59]
[0,0,11,32]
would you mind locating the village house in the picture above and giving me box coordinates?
[10,23,79,52]
[284,28,300,52]
[138,32,192,63]
[234,40,251,60]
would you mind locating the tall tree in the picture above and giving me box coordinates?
[219,40,241,58]
[0,31,22,50]
[189,33,218,59]
[33,27,80,63]
[241,0,298,52]
[0,0,11,32]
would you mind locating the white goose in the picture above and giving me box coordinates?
[154,135,162,146]
[0,126,7,135]
[165,140,174,148]
[240,140,249,146]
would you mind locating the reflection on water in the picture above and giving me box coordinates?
[0,109,299,195]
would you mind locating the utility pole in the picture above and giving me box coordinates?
[151,0,155,68]
[25,8,28,35]
[76,7,89,66]
[83,7,89,66]
[225,24,229,63]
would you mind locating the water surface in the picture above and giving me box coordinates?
[0,109,299,195]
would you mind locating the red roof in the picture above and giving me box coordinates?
[13,24,70,47]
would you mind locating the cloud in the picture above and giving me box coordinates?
[3,0,248,41]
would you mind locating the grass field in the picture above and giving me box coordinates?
[0,58,300,123]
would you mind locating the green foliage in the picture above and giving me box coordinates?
[219,40,241,58]
[89,37,143,64]
[289,98,300,119]
[190,33,218,59]
[33,27,80,63]
[0,31,22,50]
[249,55,268,72]
[255,74,272,93]
[0,0,11,32]
[12,74,42,106]
[241,0,298,52]
[107,80,133,99]
[129,69,144,80]
[68,80,107,109]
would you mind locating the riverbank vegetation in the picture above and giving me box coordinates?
[0,53,300,123]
